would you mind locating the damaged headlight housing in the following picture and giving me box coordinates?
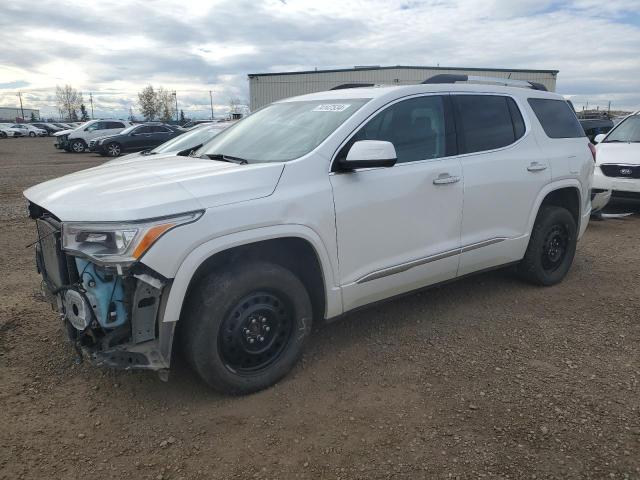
[62,211,203,265]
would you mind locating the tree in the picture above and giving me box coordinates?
[179,109,186,125]
[138,85,158,121]
[55,85,83,120]
[71,109,79,121]
[29,111,37,122]
[156,87,176,122]
[80,104,89,121]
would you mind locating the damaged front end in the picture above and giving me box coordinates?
[29,204,200,377]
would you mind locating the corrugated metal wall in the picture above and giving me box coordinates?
[0,107,40,121]
[249,67,558,110]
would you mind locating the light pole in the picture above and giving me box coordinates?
[209,90,214,120]
[17,92,24,120]
[89,92,94,119]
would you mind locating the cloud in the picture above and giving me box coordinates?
[0,0,638,118]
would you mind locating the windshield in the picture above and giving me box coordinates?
[605,115,640,143]
[200,99,370,163]
[152,124,227,154]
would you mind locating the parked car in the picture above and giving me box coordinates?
[24,77,593,394]
[104,122,235,165]
[10,124,47,137]
[182,119,217,129]
[31,122,63,136]
[592,111,640,206]
[52,123,74,130]
[579,118,614,143]
[89,123,183,157]
[55,120,133,152]
[0,123,22,138]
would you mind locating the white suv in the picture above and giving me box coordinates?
[592,111,640,207]
[24,77,594,394]
[54,119,133,152]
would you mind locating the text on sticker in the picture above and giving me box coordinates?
[313,104,351,112]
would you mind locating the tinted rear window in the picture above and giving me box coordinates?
[527,98,584,138]
[453,95,519,154]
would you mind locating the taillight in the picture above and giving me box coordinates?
[588,143,596,162]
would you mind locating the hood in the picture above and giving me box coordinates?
[23,156,285,222]
[93,134,119,143]
[53,129,74,137]
[102,150,178,166]
[596,142,640,166]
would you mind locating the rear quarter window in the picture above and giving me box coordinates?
[527,98,584,139]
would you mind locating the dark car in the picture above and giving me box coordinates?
[31,123,62,135]
[90,123,183,157]
[579,118,614,143]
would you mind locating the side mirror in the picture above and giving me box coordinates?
[338,140,397,171]
[593,134,606,144]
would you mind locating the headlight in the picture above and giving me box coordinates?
[62,211,203,265]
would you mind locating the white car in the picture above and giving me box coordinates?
[0,123,22,138]
[24,77,593,394]
[54,119,133,152]
[10,124,47,137]
[593,111,640,207]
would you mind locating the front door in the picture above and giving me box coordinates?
[330,94,464,312]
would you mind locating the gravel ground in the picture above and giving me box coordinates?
[1,137,639,480]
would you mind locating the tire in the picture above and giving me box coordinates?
[70,139,86,153]
[182,261,313,394]
[105,142,121,157]
[29,131,36,137]
[0,132,6,139]
[517,206,577,286]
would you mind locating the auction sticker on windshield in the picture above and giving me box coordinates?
[313,104,351,112]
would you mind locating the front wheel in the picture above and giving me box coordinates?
[29,131,36,137]
[517,206,577,286]
[70,139,86,153]
[0,131,6,139]
[182,261,313,394]
[106,142,121,157]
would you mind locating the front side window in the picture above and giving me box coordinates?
[105,121,125,129]
[454,95,521,154]
[604,115,640,143]
[200,99,370,163]
[527,98,584,139]
[337,95,454,164]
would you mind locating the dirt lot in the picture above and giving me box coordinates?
[1,137,639,479]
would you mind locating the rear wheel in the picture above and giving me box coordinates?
[70,139,86,153]
[182,261,313,394]
[518,206,577,286]
[106,142,121,157]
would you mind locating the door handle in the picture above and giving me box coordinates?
[433,173,461,185]
[527,162,547,172]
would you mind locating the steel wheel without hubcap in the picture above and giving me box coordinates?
[541,224,569,273]
[107,143,121,157]
[71,140,85,152]
[218,291,293,374]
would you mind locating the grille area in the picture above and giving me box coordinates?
[36,218,69,289]
[600,164,640,179]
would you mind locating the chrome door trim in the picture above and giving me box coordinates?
[355,237,507,284]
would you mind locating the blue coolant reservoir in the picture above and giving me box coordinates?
[75,258,128,329]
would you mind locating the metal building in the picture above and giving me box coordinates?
[248,65,558,111]
[0,106,40,122]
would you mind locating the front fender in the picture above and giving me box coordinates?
[152,224,343,325]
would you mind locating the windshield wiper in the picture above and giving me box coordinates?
[202,153,248,165]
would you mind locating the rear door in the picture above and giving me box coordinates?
[330,94,463,311]
[453,94,551,276]
[150,125,175,147]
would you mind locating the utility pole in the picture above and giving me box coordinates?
[209,90,214,120]
[17,92,24,120]
[172,91,178,122]
[89,92,94,119]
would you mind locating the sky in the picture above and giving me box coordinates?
[0,0,639,119]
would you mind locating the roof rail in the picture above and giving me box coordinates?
[330,83,375,90]
[422,74,548,91]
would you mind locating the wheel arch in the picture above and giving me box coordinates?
[528,180,583,235]
[157,226,341,327]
